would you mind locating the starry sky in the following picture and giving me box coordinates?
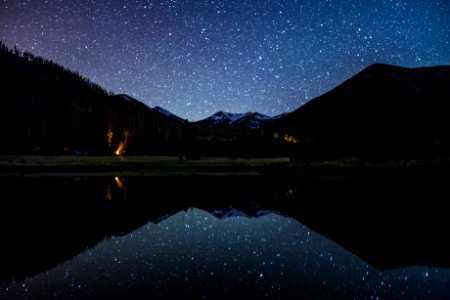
[1,1,450,120]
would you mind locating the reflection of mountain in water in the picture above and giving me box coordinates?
[2,173,450,288]
[2,208,450,300]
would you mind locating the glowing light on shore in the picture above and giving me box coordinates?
[107,123,113,148]
[284,134,299,144]
[115,142,125,156]
[114,130,129,156]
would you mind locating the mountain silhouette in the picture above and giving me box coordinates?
[2,41,450,159]
[0,42,184,155]
[273,63,450,160]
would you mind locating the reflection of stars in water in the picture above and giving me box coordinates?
[1,1,449,120]
[2,209,450,299]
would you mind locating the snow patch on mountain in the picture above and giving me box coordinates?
[198,111,273,128]
[208,111,246,124]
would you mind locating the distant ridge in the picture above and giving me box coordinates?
[273,63,450,159]
[195,110,273,129]
[0,42,184,155]
[2,40,450,159]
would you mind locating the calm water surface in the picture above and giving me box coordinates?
[1,176,449,299]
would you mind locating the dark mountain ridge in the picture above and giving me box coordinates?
[2,40,450,159]
[274,63,450,160]
[0,42,184,155]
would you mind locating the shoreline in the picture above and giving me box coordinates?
[1,155,450,178]
[0,155,291,177]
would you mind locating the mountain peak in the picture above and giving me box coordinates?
[115,94,150,110]
[195,110,273,129]
[364,62,403,71]
[152,106,185,121]
[117,94,138,102]
[115,95,184,121]
[358,63,450,80]
[278,63,450,159]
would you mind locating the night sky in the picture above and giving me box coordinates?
[1,1,450,120]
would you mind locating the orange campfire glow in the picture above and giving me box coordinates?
[115,142,125,156]
[114,130,129,156]
[284,134,299,144]
[106,123,113,148]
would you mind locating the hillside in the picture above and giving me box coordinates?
[2,41,450,160]
[273,63,450,160]
[0,42,184,155]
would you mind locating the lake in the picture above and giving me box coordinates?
[1,175,450,299]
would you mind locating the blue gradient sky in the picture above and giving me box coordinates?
[1,0,449,120]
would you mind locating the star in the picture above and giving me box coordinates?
[0,0,449,121]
